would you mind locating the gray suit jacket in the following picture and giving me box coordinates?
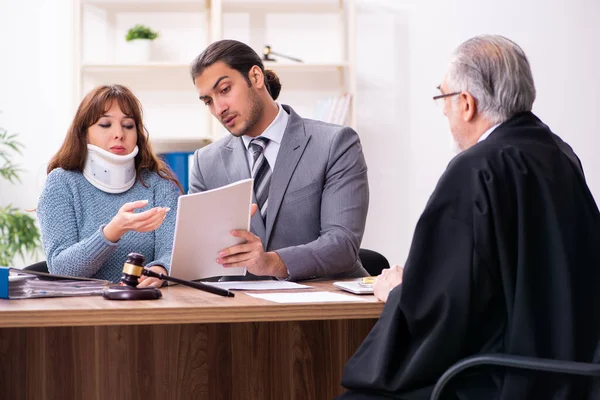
[189,105,369,281]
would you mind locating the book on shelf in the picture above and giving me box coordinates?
[314,93,352,126]
[0,267,113,300]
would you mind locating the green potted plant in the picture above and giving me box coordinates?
[0,126,41,266]
[125,24,159,63]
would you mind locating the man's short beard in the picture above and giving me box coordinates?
[227,87,264,137]
[450,134,463,154]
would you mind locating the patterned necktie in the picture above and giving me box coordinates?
[249,137,271,219]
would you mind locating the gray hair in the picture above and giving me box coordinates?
[446,35,536,124]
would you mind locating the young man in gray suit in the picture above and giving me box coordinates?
[188,40,369,281]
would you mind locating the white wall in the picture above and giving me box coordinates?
[357,0,600,266]
[1,0,600,268]
[0,0,75,266]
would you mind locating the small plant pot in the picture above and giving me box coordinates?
[125,39,152,63]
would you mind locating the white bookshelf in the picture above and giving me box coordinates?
[81,61,349,72]
[81,0,208,12]
[81,62,191,70]
[221,1,343,13]
[73,0,357,143]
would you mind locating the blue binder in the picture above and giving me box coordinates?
[0,267,110,299]
[0,267,8,299]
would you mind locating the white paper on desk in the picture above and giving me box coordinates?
[246,291,369,303]
[169,179,253,281]
[204,280,311,291]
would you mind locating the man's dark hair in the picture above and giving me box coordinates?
[190,40,282,100]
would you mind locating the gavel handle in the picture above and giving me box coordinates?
[271,51,303,63]
[142,270,234,297]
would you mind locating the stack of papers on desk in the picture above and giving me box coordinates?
[0,267,111,299]
[8,276,110,299]
[246,291,370,304]
[203,280,310,291]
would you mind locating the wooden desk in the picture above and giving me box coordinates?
[0,281,383,399]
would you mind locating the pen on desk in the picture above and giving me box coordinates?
[144,270,235,297]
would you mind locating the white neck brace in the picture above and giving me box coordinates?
[83,144,139,193]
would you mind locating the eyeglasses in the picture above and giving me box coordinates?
[433,85,460,106]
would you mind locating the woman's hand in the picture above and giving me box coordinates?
[137,265,168,288]
[103,200,169,242]
[373,264,404,303]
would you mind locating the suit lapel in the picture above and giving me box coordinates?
[265,105,311,246]
[221,136,251,182]
[220,137,266,240]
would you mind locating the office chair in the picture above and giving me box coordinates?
[430,353,600,400]
[23,260,49,274]
[358,248,390,276]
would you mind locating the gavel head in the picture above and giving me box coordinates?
[120,252,146,287]
[263,45,274,61]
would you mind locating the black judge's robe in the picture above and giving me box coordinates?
[338,112,600,400]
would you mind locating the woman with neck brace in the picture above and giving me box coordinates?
[37,85,183,287]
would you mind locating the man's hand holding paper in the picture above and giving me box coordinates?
[217,204,288,278]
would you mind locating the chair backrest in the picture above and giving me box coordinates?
[23,261,49,274]
[358,248,390,276]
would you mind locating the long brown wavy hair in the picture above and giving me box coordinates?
[47,84,183,193]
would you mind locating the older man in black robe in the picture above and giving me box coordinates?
[338,35,600,400]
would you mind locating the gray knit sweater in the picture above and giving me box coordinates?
[37,168,180,283]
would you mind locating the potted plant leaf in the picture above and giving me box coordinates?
[0,126,40,266]
[125,24,159,63]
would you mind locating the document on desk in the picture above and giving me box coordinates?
[204,280,311,291]
[246,291,370,303]
[169,179,253,281]
[0,267,110,299]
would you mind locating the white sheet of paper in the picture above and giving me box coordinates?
[204,280,311,291]
[246,291,370,303]
[169,179,253,281]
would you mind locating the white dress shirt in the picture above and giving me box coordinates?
[242,103,289,172]
[478,123,501,143]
